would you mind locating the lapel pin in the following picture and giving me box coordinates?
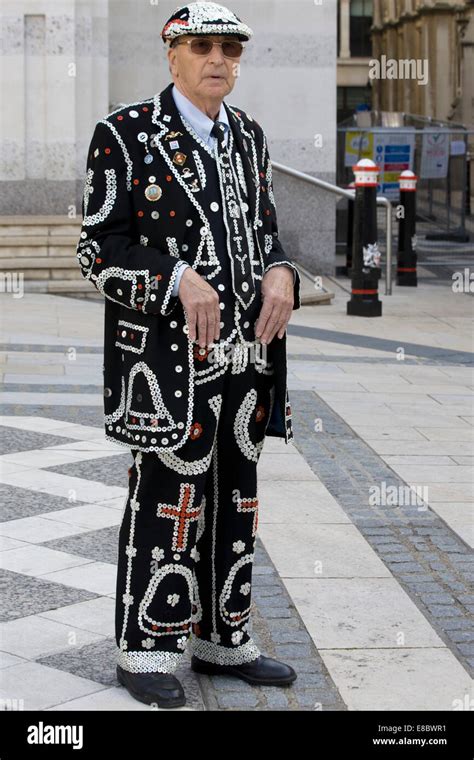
[144,184,162,201]
[172,151,187,166]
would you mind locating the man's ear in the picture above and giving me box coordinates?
[167,45,176,75]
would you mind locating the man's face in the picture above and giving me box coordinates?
[167,34,240,101]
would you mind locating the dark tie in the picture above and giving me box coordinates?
[210,120,256,309]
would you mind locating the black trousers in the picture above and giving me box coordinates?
[115,343,275,673]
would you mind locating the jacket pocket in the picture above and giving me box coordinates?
[115,319,149,354]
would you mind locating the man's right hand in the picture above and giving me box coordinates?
[178,267,221,348]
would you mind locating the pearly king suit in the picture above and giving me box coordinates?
[76,80,301,674]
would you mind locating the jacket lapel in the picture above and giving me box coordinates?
[224,103,260,227]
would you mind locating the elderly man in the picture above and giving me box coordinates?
[76,1,301,708]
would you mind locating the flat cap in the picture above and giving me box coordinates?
[161,1,253,43]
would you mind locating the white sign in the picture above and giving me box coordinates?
[420,132,449,178]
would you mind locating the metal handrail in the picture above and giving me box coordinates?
[272,161,393,295]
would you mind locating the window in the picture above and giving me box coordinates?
[350,0,373,57]
[337,86,372,123]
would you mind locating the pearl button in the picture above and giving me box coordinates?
[150,294,156,301]
[151,211,160,219]
[219,303,225,309]
[218,284,225,291]
[210,201,219,211]
[121,330,127,337]
[241,282,249,291]
[170,321,177,328]
[171,343,178,350]
[104,387,112,397]
[129,110,139,118]
[182,244,188,251]
[161,437,168,444]
[148,175,156,182]
[117,288,123,296]
[175,365,182,372]
[186,219,193,226]
[243,321,249,328]
[175,390,182,397]
[200,226,208,236]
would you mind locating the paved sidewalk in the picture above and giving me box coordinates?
[0,274,473,711]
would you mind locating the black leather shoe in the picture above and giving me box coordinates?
[116,664,186,708]
[190,654,297,686]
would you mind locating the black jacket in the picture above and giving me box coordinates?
[76,81,301,453]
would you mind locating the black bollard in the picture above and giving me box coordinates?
[347,159,382,317]
[397,170,418,287]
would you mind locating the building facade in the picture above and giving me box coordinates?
[0,0,338,275]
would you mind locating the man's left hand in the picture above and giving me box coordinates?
[254,265,294,344]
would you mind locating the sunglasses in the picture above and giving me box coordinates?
[172,37,245,59]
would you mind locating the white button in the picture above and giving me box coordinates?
[183,325,189,334]
[210,202,219,211]
[182,244,188,251]
[137,132,147,141]
[177,421,184,427]
[150,294,156,301]
[80,231,87,239]
[219,321,224,328]
[186,219,193,226]
[175,365,182,372]
[200,226,208,236]
[219,302,225,309]
[161,437,168,444]
[129,110,139,118]
[117,288,123,296]
[241,282,249,291]
[104,387,112,397]
[243,321,249,328]
[218,284,225,291]
[242,202,249,211]
[171,343,178,350]
[148,175,156,182]
[175,390,182,397]
[80,255,89,265]
[151,211,160,219]
[170,320,177,328]
[121,330,127,337]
